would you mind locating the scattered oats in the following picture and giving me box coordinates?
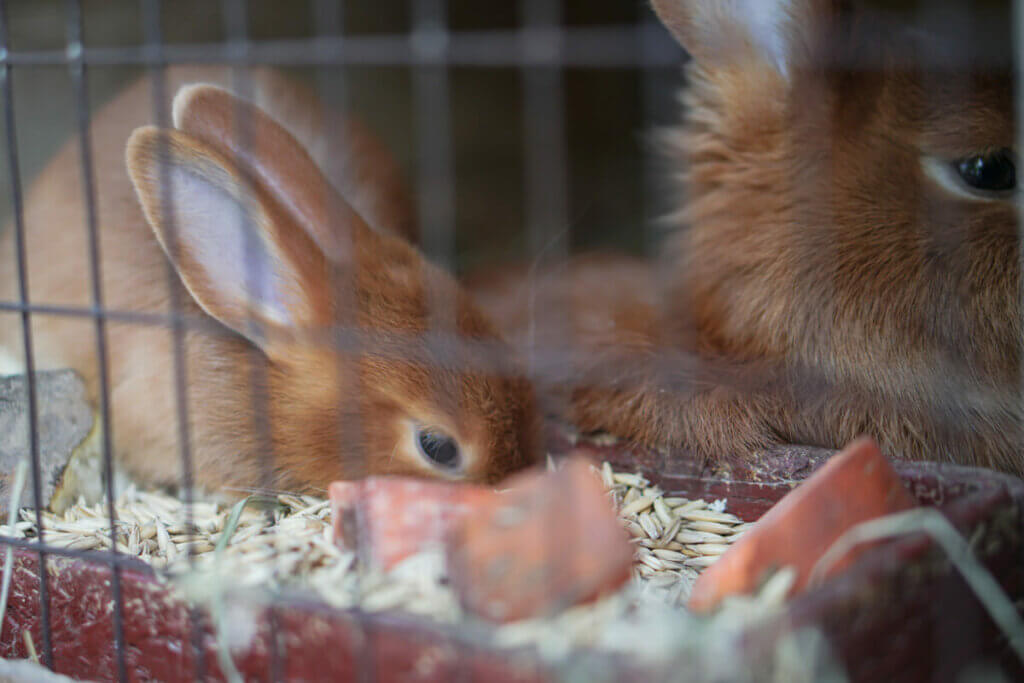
[622,520,645,538]
[66,535,101,551]
[13,459,750,663]
[692,543,730,556]
[278,495,305,510]
[600,461,747,608]
[642,573,679,589]
[165,536,179,564]
[638,550,666,572]
[613,472,647,488]
[128,525,140,555]
[619,494,658,517]
[673,499,709,514]
[678,509,742,525]
[638,512,660,539]
[635,563,657,578]
[687,521,737,535]
[177,539,215,554]
[622,487,640,506]
[676,530,727,544]
[652,549,688,563]
[155,519,170,555]
[659,519,682,545]
[653,498,674,527]
[684,555,721,569]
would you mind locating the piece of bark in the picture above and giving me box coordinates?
[688,438,917,612]
[0,370,95,511]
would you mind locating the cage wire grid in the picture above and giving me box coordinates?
[0,0,1018,681]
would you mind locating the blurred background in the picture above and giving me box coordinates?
[0,1,686,275]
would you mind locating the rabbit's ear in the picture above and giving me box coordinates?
[171,83,365,265]
[126,126,332,353]
[652,0,835,79]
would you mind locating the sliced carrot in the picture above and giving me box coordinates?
[688,438,917,612]
[447,456,634,622]
[330,477,492,570]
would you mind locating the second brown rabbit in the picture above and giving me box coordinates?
[473,0,1024,474]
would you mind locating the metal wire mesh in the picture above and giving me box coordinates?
[0,2,683,680]
[0,0,1018,681]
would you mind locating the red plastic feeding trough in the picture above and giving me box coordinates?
[1,426,1022,682]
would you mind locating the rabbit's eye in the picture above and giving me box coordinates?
[954,149,1016,192]
[416,426,460,469]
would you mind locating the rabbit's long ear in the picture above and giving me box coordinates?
[652,0,836,79]
[170,83,368,265]
[126,127,332,353]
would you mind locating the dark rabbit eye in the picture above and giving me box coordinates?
[954,149,1016,192]
[416,427,460,469]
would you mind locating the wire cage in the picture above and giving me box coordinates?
[0,0,1022,682]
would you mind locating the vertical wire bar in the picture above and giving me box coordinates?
[222,0,274,505]
[796,2,834,434]
[637,9,671,257]
[520,0,571,488]
[915,3,969,483]
[520,0,572,624]
[139,1,207,677]
[1016,0,1024,483]
[0,0,54,669]
[521,0,570,365]
[637,7,672,476]
[412,0,456,270]
[309,3,373,677]
[412,0,458,366]
[64,1,127,680]
[311,0,366,483]
[220,1,284,679]
[410,1,463,679]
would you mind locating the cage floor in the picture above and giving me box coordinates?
[0,428,1022,682]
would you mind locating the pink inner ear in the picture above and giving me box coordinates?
[744,1,793,76]
[172,84,369,265]
[680,0,800,76]
[161,161,299,329]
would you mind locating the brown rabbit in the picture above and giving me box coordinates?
[476,1,1024,474]
[0,67,537,494]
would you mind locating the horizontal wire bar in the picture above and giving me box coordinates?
[0,297,707,388]
[0,534,154,572]
[0,18,1008,70]
[0,25,683,67]
[0,299,229,332]
[0,297,1015,421]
